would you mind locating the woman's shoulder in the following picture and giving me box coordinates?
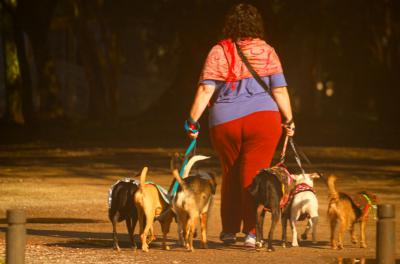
[208,43,225,54]
[204,43,226,61]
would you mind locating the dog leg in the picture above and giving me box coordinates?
[360,220,367,248]
[140,208,155,252]
[200,212,208,249]
[125,217,137,249]
[350,222,358,244]
[148,225,156,244]
[255,204,265,249]
[112,213,120,251]
[178,212,186,247]
[184,217,191,250]
[330,218,338,249]
[186,217,195,252]
[301,218,311,241]
[267,209,280,252]
[161,214,173,250]
[311,216,318,244]
[177,211,189,248]
[281,212,288,248]
[337,218,346,250]
[290,216,299,247]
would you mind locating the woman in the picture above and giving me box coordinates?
[185,3,295,247]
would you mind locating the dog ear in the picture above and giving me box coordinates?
[310,173,320,179]
[291,174,302,182]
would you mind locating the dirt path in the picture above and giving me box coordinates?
[0,144,399,263]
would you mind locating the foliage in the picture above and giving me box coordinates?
[4,39,20,84]
[0,0,399,125]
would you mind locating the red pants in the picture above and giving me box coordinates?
[210,111,282,235]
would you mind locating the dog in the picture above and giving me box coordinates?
[172,155,217,251]
[248,166,292,251]
[327,175,378,249]
[281,173,320,247]
[134,167,175,252]
[108,179,140,250]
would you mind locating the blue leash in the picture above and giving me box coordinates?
[169,138,197,197]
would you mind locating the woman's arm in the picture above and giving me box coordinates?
[189,84,216,122]
[271,86,295,136]
[187,84,216,138]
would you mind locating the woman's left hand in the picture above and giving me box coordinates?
[184,118,200,139]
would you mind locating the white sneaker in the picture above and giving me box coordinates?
[244,233,256,248]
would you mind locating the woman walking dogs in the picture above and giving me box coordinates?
[184,3,295,248]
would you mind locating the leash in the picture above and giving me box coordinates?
[276,135,302,172]
[169,138,197,197]
[276,135,325,183]
[289,137,306,175]
[277,135,290,165]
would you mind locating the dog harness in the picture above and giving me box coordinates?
[145,181,170,205]
[351,192,378,220]
[260,165,293,210]
[292,183,315,196]
[284,183,315,209]
[108,178,139,209]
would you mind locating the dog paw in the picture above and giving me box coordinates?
[291,243,299,247]
[142,247,149,252]
[360,242,367,248]
[337,244,343,250]
[187,247,195,252]
[200,242,208,249]
[164,245,171,250]
[255,241,263,248]
[282,242,286,248]
[351,239,358,244]
[113,245,121,251]
[267,247,275,252]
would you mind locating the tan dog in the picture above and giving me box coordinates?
[134,167,174,252]
[327,175,377,249]
[172,155,217,251]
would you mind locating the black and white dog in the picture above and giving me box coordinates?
[108,179,139,250]
[281,173,320,247]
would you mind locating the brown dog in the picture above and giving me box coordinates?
[327,175,377,249]
[134,167,174,252]
[172,155,217,251]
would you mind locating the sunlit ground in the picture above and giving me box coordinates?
[0,144,399,263]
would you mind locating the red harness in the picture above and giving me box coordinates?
[350,193,377,220]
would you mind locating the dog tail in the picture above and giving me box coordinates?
[139,166,148,190]
[327,175,339,201]
[182,155,210,179]
[172,169,186,189]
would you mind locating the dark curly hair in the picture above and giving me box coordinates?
[222,3,265,41]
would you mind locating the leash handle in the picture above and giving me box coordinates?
[278,135,290,164]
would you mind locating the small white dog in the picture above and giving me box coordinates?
[282,173,320,247]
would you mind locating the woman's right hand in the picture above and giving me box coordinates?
[282,120,295,137]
